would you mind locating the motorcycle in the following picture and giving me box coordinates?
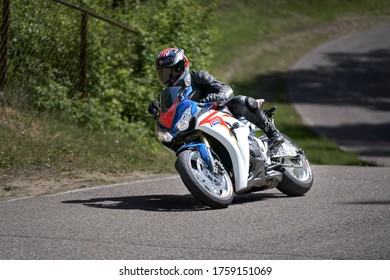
[154,85,313,208]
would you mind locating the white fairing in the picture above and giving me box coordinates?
[196,110,251,192]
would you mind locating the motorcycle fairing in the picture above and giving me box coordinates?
[159,98,180,129]
[158,86,196,132]
[198,111,233,135]
[196,110,251,192]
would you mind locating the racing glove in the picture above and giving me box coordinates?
[200,93,227,106]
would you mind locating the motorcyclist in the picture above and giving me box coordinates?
[148,48,284,149]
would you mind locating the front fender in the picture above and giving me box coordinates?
[176,143,212,167]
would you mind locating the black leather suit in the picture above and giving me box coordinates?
[189,70,276,138]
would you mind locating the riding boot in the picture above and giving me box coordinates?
[255,110,284,149]
[227,96,284,149]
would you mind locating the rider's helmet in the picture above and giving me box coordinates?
[155,48,189,87]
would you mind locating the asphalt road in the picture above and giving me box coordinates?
[0,165,389,260]
[288,24,390,166]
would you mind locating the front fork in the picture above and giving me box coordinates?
[199,134,214,169]
[176,133,217,171]
[199,134,226,174]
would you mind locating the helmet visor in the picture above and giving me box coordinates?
[156,67,182,87]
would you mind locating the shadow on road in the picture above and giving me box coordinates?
[62,192,287,212]
[234,49,390,107]
[288,48,390,164]
[288,49,390,110]
[338,200,390,206]
[62,194,207,212]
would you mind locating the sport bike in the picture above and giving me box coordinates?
[154,86,313,208]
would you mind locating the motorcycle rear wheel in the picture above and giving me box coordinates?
[276,135,314,196]
[175,149,234,209]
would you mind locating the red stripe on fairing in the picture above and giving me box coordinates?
[159,99,179,128]
[199,111,232,132]
[198,111,219,127]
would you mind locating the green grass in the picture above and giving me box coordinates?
[212,0,390,69]
[0,106,176,174]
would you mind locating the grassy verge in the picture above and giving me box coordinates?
[0,106,176,200]
[0,106,176,173]
[213,0,390,69]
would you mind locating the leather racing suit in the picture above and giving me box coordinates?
[150,70,284,148]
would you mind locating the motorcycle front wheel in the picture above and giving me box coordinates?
[175,149,234,209]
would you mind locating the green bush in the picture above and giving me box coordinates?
[7,0,217,136]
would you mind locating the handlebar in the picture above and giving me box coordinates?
[197,101,218,109]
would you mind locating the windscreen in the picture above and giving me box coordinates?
[159,86,182,112]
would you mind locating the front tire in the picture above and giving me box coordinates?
[175,149,234,209]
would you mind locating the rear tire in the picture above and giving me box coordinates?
[277,155,313,196]
[175,149,234,209]
[276,135,314,196]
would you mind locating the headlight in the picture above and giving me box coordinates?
[176,106,193,131]
[157,131,173,143]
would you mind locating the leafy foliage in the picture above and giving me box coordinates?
[7,0,217,138]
